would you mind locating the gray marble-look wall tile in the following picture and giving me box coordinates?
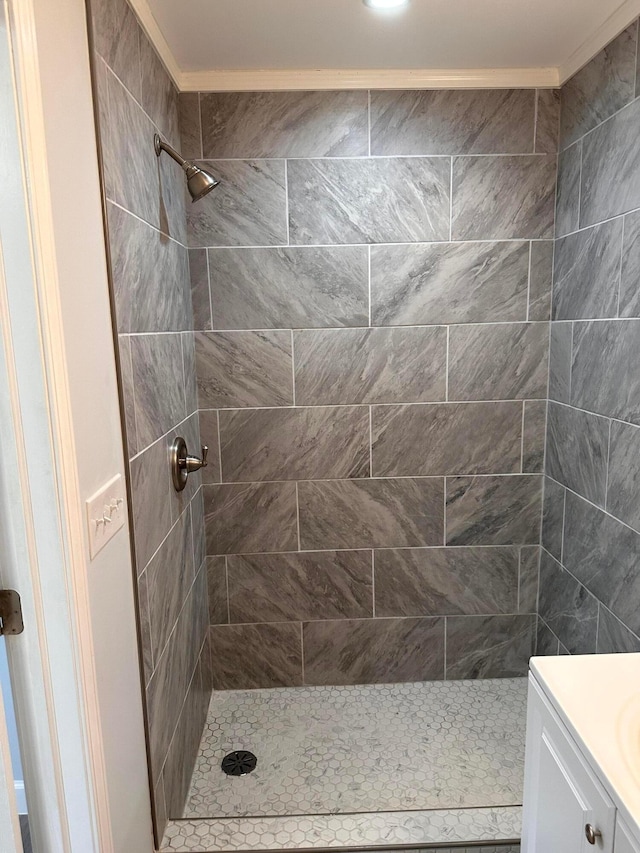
[555,141,581,238]
[446,475,542,546]
[303,617,445,685]
[370,89,535,156]
[195,330,293,409]
[198,410,221,484]
[445,615,535,679]
[538,549,597,654]
[545,402,609,506]
[606,419,640,530]
[130,333,186,449]
[146,573,205,779]
[448,323,549,401]
[528,241,553,322]
[371,402,522,477]
[553,219,622,320]
[207,556,228,624]
[186,160,287,247]
[374,547,518,617]
[182,332,197,416]
[620,210,640,317]
[102,66,159,229]
[288,158,451,245]
[188,248,211,331]
[535,89,561,154]
[298,478,444,550]
[536,617,560,656]
[219,405,370,482]
[371,241,529,326]
[209,623,303,689]
[580,96,640,227]
[207,246,368,330]
[597,605,640,653]
[200,91,368,158]
[519,546,540,612]
[90,0,141,99]
[107,202,191,334]
[571,319,640,423]
[190,487,206,571]
[203,481,298,555]
[118,335,137,457]
[294,326,446,406]
[541,477,565,561]
[451,155,557,240]
[178,93,201,160]
[563,490,640,635]
[163,659,209,819]
[139,32,180,148]
[523,400,547,474]
[560,23,637,148]
[130,439,173,570]
[137,570,153,683]
[548,322,572,404]
[146,511,194,662]
[227,550,373,623]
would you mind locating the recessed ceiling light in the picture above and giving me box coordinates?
[363,0,410,9]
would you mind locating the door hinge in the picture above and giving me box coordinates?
[0,590,24,635]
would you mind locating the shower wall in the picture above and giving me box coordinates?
[539,20,640,656]
[179,88,559,689]
[88,0,210,835]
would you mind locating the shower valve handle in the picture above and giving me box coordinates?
[171,436,208,491]
[184,445,208,473]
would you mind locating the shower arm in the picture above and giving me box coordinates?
[154,133,198,177]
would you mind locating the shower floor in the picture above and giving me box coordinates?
[183,678,527,819]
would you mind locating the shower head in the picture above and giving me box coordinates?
[154,133,219,202]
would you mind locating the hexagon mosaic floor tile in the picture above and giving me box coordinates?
[183,678,527,818]
[161,806,522,851]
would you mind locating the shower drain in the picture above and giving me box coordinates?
[221,750,258,776]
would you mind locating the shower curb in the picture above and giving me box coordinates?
[160,805,521,852]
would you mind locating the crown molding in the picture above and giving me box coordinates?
[179,67,560,92]
[559,0,640,83]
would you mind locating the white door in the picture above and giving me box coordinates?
[0,677,23,852]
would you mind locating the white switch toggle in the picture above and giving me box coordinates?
[86,474,126,559]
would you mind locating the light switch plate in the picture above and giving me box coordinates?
[86,474,126,559]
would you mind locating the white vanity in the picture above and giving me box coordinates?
[522,654,640,853]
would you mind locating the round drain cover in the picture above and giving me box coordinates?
[221,750,257,776]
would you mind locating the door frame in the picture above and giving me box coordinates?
[0,0,153,850]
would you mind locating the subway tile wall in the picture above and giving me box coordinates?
[179,87,560,689]
[540,19,640,657]
[88,0,210,835]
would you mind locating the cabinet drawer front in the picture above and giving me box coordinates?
[523,676,616,853]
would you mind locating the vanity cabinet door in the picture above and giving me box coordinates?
[522,676,616,853]
[615,816,640,853]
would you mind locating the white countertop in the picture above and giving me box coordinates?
[531,653,640,840]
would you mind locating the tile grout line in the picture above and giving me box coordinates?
[224,555,231,624]
[532,89,539,153]
[205,248,214,331]
[367,89,371,157]
[616,214,625,318]
[300,621,305,685]
[444,326,450,402]
[367,244,372,327]
[369,406,373,477]
[525,241,532,322]
[448,157,453,242]
[604,418,612,512]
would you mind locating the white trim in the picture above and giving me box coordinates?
[179,67,560,92]
[127,0,181,86]
[559,0,640,83]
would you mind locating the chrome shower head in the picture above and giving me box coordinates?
[154,133,219,202]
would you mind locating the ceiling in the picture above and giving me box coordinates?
[138,0,638,89]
